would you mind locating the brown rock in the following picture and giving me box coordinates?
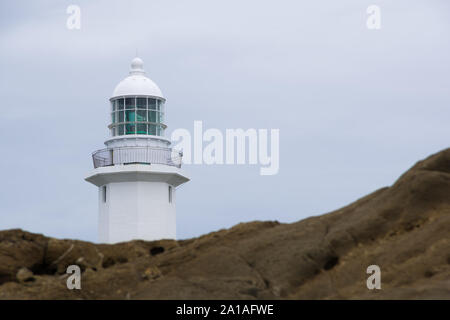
[0,230,46,284]
[142,266,162,280]
[16,268,34,283]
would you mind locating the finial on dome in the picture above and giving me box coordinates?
[130,57,145,75]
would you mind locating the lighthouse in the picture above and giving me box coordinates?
[85,57,189,244]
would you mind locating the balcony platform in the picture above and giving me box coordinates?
[85,163,190,187]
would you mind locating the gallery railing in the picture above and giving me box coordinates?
[92,146,182,169]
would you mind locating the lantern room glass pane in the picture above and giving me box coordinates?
[126,123,136,134]
[148,98,157,110]
[111,112,116,123]
[148,111,157,122]
[118,125,124,135]
[137,123,147,134]
[137,110,147,122]
[125,110,136,122]
[125,98,135,109]
[117,99,124,110]
[118,111,124,122]
[137,97,146,109]
[148,124,156,135]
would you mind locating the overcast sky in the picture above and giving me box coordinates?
[0,0,449,242]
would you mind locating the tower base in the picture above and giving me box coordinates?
[85,164,189,244]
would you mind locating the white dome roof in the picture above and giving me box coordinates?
[112,57,164,99]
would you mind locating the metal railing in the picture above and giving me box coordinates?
[92,146,182,169]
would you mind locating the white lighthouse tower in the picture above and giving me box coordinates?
[85,57,189,244]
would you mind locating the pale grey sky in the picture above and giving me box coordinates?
[0,0,449,242]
